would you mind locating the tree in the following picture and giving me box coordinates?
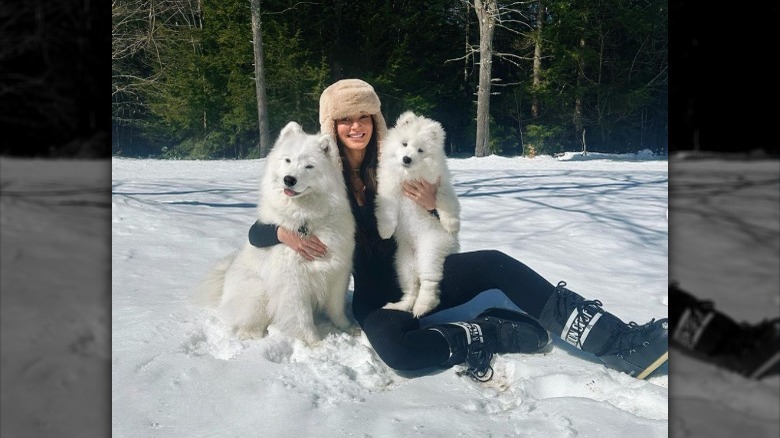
[250,0,271,157]
[473,0,497,157]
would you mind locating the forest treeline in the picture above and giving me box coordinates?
[1,0,110,157]
[112,0,667,159]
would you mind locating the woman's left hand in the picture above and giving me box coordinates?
[402,178,438,211]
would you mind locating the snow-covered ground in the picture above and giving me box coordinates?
[1,159,110,437]
[668,155,780,438]
[3,152,777,437]
[106,151,668,437]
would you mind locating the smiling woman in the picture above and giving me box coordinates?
[247,78,669,382]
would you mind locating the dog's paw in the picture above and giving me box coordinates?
[412,295,440,318]
[301,330,322,346]
[382,300,413,313]
[331,316,352,331]
[377,222,395,240]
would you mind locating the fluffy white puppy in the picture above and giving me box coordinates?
[198,122,356,344]
[376,111,460,318]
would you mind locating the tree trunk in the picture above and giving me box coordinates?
[474,0,496,157]
[574,36,585,152]
[531,0,544,119]
[250,0,271,157]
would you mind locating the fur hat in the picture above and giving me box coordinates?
[319,79,388,146]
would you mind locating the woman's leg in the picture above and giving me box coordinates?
[435,250,668,379]
[362,250,555,374]
[436,250,557,317]
[361,309,451,371]
[364,250,667,379]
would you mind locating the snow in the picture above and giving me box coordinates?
[108,150,668,437]
[668,155,780,438]
[18,149,780,436]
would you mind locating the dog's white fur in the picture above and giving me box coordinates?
[376,111,460,317]
[197,122,356,344]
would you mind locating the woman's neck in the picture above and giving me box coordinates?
[344,149,365,171]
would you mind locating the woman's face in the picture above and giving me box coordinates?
[335,112,374,152]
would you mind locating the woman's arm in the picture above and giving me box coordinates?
[248,221,281,247]
[248,221,328,261]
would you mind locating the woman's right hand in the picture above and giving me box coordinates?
[277,227,328,261]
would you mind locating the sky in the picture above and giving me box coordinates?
[0,152,776,437]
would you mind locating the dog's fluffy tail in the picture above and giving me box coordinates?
[192,254,234,307]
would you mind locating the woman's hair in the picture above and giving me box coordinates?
[336,115,379,196]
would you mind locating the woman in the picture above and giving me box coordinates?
[249,79,668,381]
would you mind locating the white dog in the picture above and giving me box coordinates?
[198,121,356,344]
[376,111,460,318]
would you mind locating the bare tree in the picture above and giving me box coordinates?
[530,0,544,119]
[250,0,271,157]
[452,1,537,157]
[473,0,497,157]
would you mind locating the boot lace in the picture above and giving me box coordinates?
[613,319,659,357]
[457,342,495,382]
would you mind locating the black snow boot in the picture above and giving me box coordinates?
[670,282,780,379]
[428,308,552,382]
[539,281,669,379]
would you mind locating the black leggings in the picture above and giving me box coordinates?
[360,250,559,370]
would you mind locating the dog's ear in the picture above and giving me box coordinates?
[395,111,417,127]
[279,121,304,139]
[318,134,336,157]
[426,119,446,148]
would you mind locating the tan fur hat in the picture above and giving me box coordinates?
[319,79,388,146]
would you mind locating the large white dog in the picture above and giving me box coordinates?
[376,111,460,318]
[198,122,356,344]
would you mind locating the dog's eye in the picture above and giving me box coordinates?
[418,148,423,153]
[402,142,407,147]
[285,158,291,163]
[305,165,314,169]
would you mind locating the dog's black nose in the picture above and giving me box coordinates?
[283,175,297,187]
[402,156,412,164]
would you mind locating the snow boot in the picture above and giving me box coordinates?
[428,308,552,381]
[539,281,669,379]
[713,318,780,379]
[670,282,780,379]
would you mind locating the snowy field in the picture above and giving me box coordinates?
[668,156,780,438]
[0,159,110,437]
[4,152,669,437]
[109,152,668,437]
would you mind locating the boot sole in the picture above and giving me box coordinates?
[636,351,668,380]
